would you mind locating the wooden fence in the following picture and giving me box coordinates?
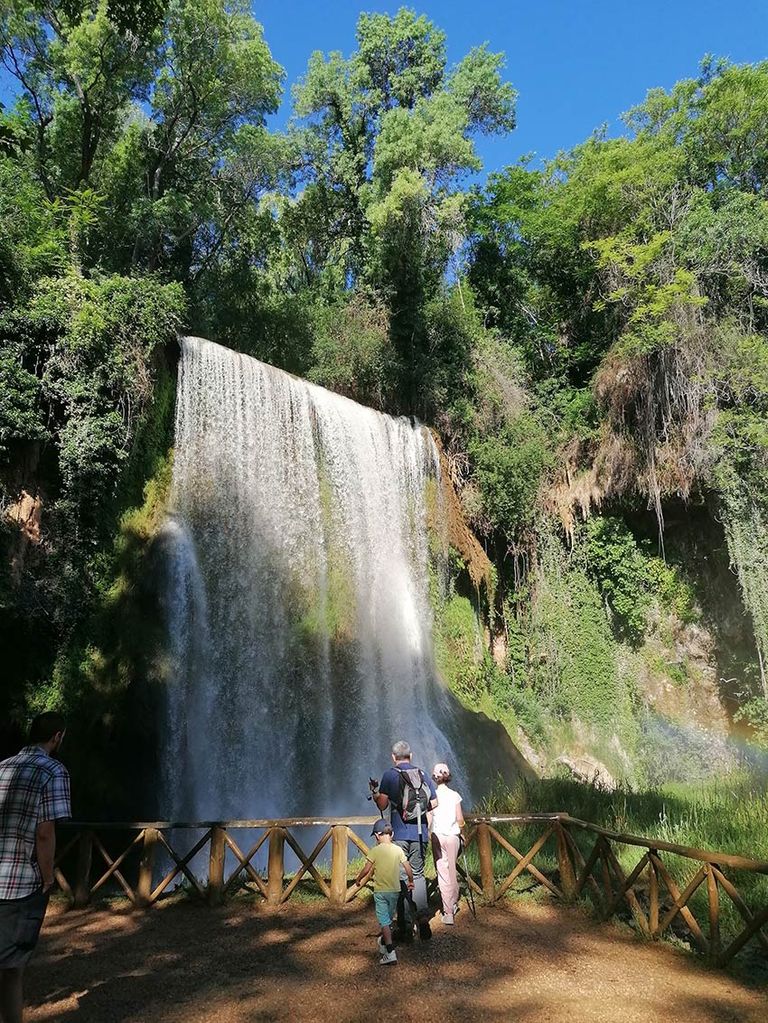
[54,812,768,968]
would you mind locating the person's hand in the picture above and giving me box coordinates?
[42,878,56,894]
[407,880,414,890]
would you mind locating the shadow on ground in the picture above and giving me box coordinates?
[25,896,768,1023]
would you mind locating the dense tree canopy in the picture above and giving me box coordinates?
[468,60,768,674]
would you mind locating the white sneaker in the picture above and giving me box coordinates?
[441,914,455,925]
[379,947,398,965]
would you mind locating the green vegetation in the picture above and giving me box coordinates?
[0,269,183,786]
[433,589,484,704]
[469,416,551,538]
[483,774,768,863]
[734,697,768,750]
[478,775,768,951]
[1,6,768,814]
[467,59,768,711]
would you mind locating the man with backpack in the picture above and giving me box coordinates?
[373,740,437,941]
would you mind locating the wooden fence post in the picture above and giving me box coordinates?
[556,822,577,901]
[648,851,660,937]
[598,838,613,916]
[136,828,158,908]
[267,827,285,906]
[73,831,93,908]
[476,822,495,902]
[707,864,720,963]
[330,826,348,907]
[208,825,226,906]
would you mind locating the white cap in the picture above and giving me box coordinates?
[432,763,450,778]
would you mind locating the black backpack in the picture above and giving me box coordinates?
[395,766,431,826]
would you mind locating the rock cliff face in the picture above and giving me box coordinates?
[6,489,42,544]
[5,488,43,582]
[632,621,730,737]
[555,754,617,791]
[430,433,494,593]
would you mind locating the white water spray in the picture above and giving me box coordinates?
[161,336,480,819]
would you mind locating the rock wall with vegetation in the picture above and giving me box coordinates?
[1,3,767,807]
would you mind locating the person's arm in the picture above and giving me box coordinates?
[397,847,414,890]
[373,791,389,811]
[36,767,71,893]
[374,769,394,812]
[36,820,56,891]
[354,858,375,887]
[456,801,465,829]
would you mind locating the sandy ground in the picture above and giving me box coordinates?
[24,897,767,1023]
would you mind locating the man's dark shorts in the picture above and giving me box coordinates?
[0,889,49,969]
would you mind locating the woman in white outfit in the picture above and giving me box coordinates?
[429,762,465,925]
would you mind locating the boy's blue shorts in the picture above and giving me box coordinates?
[373,891,399,927]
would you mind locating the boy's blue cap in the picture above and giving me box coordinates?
[371,819,391,836]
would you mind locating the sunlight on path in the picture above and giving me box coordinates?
[26,900,767,1023]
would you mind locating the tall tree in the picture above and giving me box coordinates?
[0,0,286,278]
[288,8,516,411]
[0,0,157,192]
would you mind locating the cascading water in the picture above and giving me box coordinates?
[160,336,526,820]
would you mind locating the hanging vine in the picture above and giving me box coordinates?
[720,487,768,696]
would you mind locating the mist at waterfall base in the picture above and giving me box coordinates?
[159,336,527,822]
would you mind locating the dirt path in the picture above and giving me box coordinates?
[25,897,766,1023]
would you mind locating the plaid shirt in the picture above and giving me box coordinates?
[0,746,71,900]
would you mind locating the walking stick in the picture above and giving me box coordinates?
[460,834,477,917]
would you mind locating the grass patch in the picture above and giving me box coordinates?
[472,774,768,954]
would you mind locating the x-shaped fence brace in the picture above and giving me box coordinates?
[54,814,768,968]
[54,828,146,906]
[556,821,768,966]
[152,829,211,902]
[222,829,269,898]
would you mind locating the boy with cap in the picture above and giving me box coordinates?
[354,819,415,965]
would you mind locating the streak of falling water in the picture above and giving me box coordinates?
[161,336,464,820]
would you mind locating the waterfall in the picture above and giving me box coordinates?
[160,336,525,820]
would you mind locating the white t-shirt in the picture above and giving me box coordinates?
[431,784,462,836]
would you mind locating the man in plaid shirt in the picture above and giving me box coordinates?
[0,712,70,1023]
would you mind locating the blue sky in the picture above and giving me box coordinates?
[254,0,768,176]
[2,1,767,181]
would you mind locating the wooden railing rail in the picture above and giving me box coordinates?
[54,813,768,967]
[558,815,768,873]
